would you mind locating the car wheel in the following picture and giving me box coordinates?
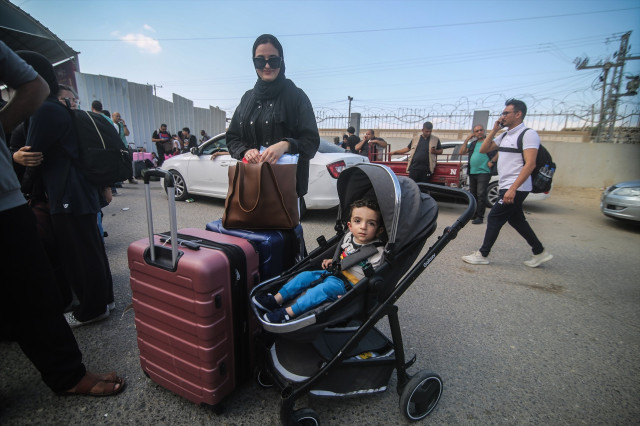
[165,170,188,201]
[486,181,499,208]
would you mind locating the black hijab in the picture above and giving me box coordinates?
[15,50,59,98]
[251,34,292,100]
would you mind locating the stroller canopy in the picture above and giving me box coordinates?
[336,163,438,255]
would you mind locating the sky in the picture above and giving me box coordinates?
[12,0,640,119]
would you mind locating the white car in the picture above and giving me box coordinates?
[442,141,551,207]
[160,134,369,215]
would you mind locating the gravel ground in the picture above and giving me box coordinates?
[1,183,638,425]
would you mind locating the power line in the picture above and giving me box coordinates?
[65,8,639,42]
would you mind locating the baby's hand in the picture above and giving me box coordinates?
[321,259,332,270]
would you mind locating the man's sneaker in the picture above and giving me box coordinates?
[128,178,138,184]
[524,250,553,268]
[252,293,280,312]
[471,217,483,225]
[64,309,109,328]
[107,302,116,311]
[462,250,489,265]
[263,308,290,324]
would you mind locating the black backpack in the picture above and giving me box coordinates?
[68,108,132,186]
[498,128,555,193]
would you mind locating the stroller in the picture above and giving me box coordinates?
[249,163,475,425]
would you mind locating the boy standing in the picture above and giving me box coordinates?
[254,199,385,323]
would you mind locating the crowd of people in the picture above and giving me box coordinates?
[151,125,209,167]
[334,104,552,268]
[1,41,125,397]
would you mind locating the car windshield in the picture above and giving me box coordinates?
[201,137,228,155]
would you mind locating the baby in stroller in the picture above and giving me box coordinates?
[253,198,386,323]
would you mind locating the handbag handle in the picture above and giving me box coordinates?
[236,162,261,213]
[236,162,295,227]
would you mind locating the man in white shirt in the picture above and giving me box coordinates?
[462,99,552,268]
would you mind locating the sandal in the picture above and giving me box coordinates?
[58,371,125,397]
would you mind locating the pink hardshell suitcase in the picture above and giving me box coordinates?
[128,169,260,408]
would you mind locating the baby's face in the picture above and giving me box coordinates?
[348,206,383,245]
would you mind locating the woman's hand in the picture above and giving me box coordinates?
[243,148,261,164]
[13,146,43,167]
[259,140,290,164]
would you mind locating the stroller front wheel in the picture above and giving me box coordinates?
[399,371,443,421]
[292,407,320,425]
[255,369,275,389]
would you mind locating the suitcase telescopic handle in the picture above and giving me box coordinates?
[142,169,179,266]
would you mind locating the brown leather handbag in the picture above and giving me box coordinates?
[222,162,299,229]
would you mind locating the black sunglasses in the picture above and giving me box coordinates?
[253,56,282,69]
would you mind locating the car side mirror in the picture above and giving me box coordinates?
[190,147,198,155]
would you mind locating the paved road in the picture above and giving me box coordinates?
[1,184,638,425]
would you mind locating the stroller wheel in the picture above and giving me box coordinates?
[256,369,275,389]
[399,371,443,421]
[292,408,320,425]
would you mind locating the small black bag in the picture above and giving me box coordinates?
[69,109,132,186]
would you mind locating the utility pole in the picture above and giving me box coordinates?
[147,83,163,97]
[347,96,353,127]
[575,31,640,142]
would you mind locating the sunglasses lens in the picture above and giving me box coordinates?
[267,57,281,69]
[253,57,281,69]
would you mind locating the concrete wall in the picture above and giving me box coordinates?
[544,140,640,188]
[75,72,226,153]
[320,129,640,189]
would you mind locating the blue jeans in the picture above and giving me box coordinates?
[479,189,544,257]
[278,270,346,316]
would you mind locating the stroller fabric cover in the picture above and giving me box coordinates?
[253,164,438,338]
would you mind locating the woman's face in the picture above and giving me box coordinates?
[254,42,281,83]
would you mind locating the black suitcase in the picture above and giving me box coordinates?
[133,160,145,178]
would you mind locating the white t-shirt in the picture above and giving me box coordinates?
[495,123,540,192]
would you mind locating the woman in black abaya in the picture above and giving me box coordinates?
[226,34,320,199]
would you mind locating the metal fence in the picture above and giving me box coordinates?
[316,106,640,143]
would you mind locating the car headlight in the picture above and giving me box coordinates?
[612,186,640,198]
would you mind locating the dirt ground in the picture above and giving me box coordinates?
[1,183,638,425]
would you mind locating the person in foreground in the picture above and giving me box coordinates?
[226,33,320,199]
[0,41,124,397]
[254,199,385,323]
[462,99,552,268]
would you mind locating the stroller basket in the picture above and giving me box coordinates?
[269,326,396,397]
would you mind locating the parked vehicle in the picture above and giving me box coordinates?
[371,141,551,207]
[160,134,369,215]
[600,180,640,222]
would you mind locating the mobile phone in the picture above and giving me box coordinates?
[498,121,505,128]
